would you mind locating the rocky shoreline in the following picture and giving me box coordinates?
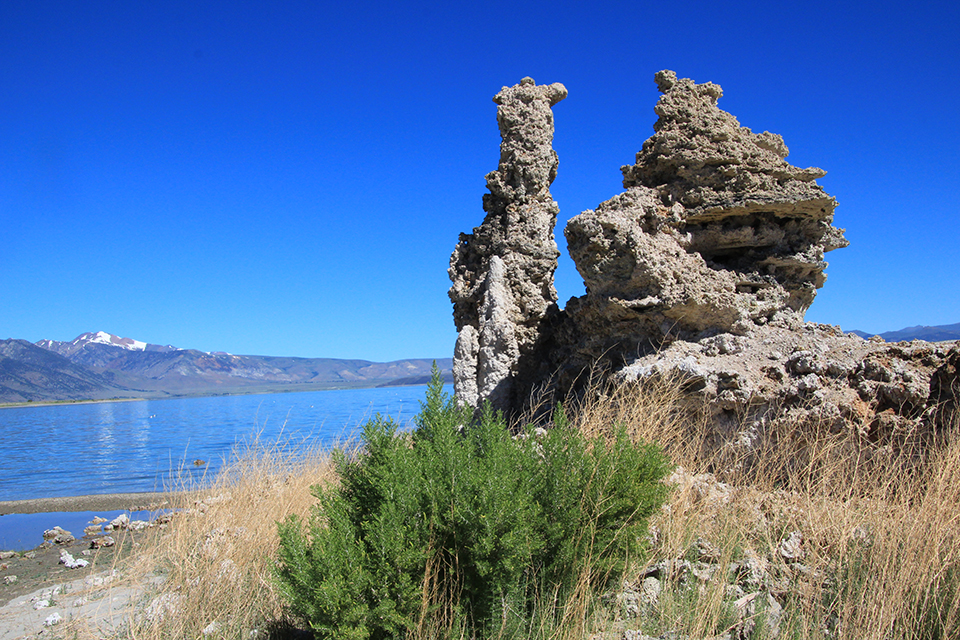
[0,493,185,612]
[0,504,168,637]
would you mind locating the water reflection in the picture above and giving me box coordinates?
[95,401,118,470]
[0,384,443,501]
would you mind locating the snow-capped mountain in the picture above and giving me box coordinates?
[37,331,180,358]
[76,330,147,351]
[0,339,133,403]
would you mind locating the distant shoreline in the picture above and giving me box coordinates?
[0,397,147,410]
[0,377,450,411]
[0,491,193,515]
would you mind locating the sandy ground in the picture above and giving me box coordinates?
[0,398,147,411]
[0,565,149,639]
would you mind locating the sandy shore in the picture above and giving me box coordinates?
[0,398,149,409]
[0,492,184,515]
[0,397,148,410]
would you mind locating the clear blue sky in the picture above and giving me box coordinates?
[2,0,958,360]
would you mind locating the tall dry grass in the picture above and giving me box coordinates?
[568,377,960,640]
[70,434,343,639]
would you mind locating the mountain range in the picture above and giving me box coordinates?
[0,331,452,404]
[847,322,960,342]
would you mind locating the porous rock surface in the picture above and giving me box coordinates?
[564,70,847,358]
[450,71,959,440]
[448,77,567,413]
[617,324,959,447]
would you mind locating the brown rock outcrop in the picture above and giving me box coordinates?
[448,77,567,412]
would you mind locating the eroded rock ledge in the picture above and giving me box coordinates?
[450,72,958,441]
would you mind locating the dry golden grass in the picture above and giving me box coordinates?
[56,434,343,640]
[568,378,960,640]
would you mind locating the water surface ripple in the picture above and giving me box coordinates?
[0,385,441,502]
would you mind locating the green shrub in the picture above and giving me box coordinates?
[275,367,673,639]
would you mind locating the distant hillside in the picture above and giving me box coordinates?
[0,339,138,403]
[0,331,452,404]
[849,322,960,342]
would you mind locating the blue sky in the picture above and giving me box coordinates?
[2,0,958,361]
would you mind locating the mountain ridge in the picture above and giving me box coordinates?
[848,322,960,342]
[0,332,452,404]
[37,330,181,357]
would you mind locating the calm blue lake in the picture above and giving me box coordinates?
[0,384,446,503]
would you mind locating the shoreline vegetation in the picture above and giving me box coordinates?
[2,375,957,639]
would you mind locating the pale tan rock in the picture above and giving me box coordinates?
[42,526,74,545]
[91,535,116,549]
[618,323,960,445]
[565,70,848,357]
[449,77,567,413]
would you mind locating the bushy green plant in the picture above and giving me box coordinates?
[275,367,673,639]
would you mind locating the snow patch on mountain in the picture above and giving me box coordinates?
[36,331,182,357]
[76,331,147,351]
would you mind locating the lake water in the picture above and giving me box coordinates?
[0,385,445,502]
[0,385,445,549]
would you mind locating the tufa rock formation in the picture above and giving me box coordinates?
[448,77,567,414]
[564,70,848,360]
[450,71,958,442]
